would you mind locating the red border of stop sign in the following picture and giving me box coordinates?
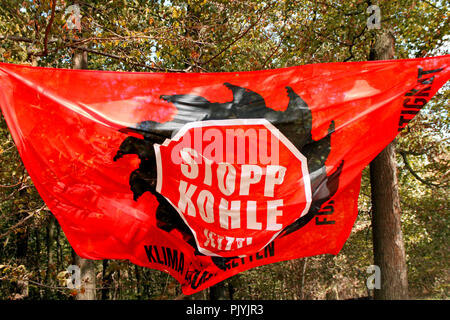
[154,119,312,257]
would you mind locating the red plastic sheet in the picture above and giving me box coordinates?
[0,56,449,294]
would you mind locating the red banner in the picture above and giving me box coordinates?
[0,56,449,294]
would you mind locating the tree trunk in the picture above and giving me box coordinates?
[134,264,141,299]
[209,282,228,300]
[369,29,409,300]
[55,222,62,271]
[15,187,29,299]
[16,230,29,299]
[72,48,97,300]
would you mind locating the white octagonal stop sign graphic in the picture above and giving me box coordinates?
[154,119,311,257]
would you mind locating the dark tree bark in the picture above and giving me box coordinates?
[73,49,88,70]
[102,260,112,300]
[55,222,62,270]
[369,29,409,300]
[298,258,308,300]
[33,228,41,298]
[72,48,97,300]
[44,214,55,298]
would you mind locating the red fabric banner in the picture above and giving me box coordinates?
[0,56,449,294]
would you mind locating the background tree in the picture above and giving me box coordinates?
[0,0,448,300]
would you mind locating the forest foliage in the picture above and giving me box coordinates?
[0,0,448,299]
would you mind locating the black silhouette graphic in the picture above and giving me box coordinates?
[114,83,343,263]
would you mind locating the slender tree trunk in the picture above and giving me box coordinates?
[33,228,42,298]
[299,257,308,300]
[44,215,55,298]
[73,49,88,70]
[134,264,141,299]
[16,244,29,299]
[15,187,29,299]
[72,48,97,300]
[209,282,228,300]
[16,243,29,298]
[228,282,235,300]
[55,222,62,270]
[74,254,97,300]
[369,28,409,300]
[113,269,121,300]
[102,260,111,300]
